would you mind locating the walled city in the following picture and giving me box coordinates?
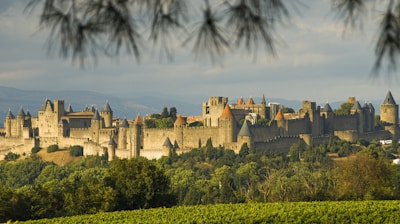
[0,92,398,160]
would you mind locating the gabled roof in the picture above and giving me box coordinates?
[246,97,255,105]
[92,110,100,120]
[220,104,234,119]
[163,137,173,147]
[237,97,244,105]
[275,109,285,120]
[101,101,113,113]
[238,121,253,137]
[383,91,396,105]
[40,99,53,111]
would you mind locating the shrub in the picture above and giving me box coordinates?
[31,146,41,154]
[47,144,59,153]
[70,145,83,157]
[4,152,20,161]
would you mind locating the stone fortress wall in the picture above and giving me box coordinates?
[0,91,399,160]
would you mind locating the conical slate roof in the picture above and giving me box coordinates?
[17,106,25,117]
[261,94,266,105]
[321,103,333,112]
[6,109,15,119]
[101,101,113,113]
[238,121,253,137]
[383,91,396,105]
[26,111,31,117]
[120,118,129,128]
[368,103,375,110]
[163,137,173,147]
[351,101,362,111]
[220,104,234,119]
[92,110,100,120]
[66,104,73,113]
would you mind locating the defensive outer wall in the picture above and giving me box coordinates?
[0,92,398,160]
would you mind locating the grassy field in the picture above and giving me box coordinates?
[20,200,400,224]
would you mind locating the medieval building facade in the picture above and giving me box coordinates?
[0,92,398,160]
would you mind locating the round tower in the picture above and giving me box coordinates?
[17,106,25,137]
[275,109,286,136]
[91,110,101,144]
[219,104,236,144]
[107,137,116,161]
[380,91,399,140]
[237,121,254,153]
[321,103,334,135]
[380,91,399,125]
[131,114,143,158]
[162,137,173,157]
[118,118,129,150]
[5,109,14,137]
[101,101,113,128]
[174,115,187,150]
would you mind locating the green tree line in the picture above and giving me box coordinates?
[1,139,400,222]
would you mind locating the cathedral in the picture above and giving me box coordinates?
[0,92,398,160]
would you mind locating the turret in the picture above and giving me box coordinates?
[5,109,14,137]
[351,101,365,133]
[118,118,129,150]
[174,115,187,150]
[91,110,101,143]
[275,109,286,136]
[107,137,116,161]
[380,91,399,125]
[380,91,399,140]
[131,114,143,158]
[162,137,173,157]
[101,101,113,128]
[321,103,334,134]
[237,121,254,153]
[219,104,236,144]
[17,106,25,137]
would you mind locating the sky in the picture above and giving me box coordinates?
[0,0,399,108]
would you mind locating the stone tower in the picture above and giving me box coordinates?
[101,101,113,128]
[219,104,236,144]
[237,121,254,152]
[203,96,228,127]
[4,109,14,137]
[351,101,364,133]
[107,137,116,161]
[131,114,143,157]
[174,115,187,150]
[275,109,286,136]
[320,103,334,135]
[380,91,399,140]
[162,137,173,157]
[380,91,398,125]
[118,118,129,150]
[91,110,101,144]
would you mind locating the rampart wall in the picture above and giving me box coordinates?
[254,136,304,155]
[286,118,309,135]
[333,115,357,131]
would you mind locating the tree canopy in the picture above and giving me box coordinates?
[25,0,400,73]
